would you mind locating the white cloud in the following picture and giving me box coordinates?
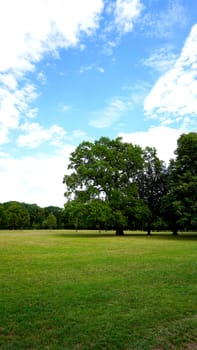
[0,73,18,90]
[0,83,38,144]
[0,0,104,74]
[89,97,127,128]
[0,126,9,145]
[0,151,73,207]
[119,126,182,164]
[144,23,197,129]
[17,122,67,149]
[114,0,143,34]
[17,122,88,150]
[0,0,104,144]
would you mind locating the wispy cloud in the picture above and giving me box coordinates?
[140,0,188,38]
[97,66,105,73]
[59,104,72,113]
[89,83,149,129]
[142,47,178,74]
[37,72,47,84]
[144,23,197,129]
[89,97,128,128]
[79,64,105,74]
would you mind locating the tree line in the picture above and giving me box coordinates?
[0,132,196,234]
[0,202,64,230]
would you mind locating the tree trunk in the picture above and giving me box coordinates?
[115,227,124,236]
[172,222,178,235]
[147,227,151,235]
[147,222,152,235]
[172,227,178,235]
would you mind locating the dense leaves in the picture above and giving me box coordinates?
[0,202,64,230]
[136,147,168,234]
[164,132,197,234]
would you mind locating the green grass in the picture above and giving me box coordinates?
[0,230,197,350]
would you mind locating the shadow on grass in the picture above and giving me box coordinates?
[52,231,197,241]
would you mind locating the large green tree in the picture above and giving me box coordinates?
[63,137,144,235]
[164,132,197,234]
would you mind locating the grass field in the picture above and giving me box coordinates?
[0,230,197,350]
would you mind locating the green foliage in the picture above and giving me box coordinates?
[0,204,6,228]
[23,203,45,229]
[2,201,30,229]
[164,132,197,233]
[42,213,57,229]
[136,147,168,234]
[0,202,64,230]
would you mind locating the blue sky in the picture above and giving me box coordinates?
[0,0,197,207]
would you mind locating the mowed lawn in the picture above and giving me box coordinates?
[0,230,197,350]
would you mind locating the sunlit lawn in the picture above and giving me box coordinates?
[0,230,197,349]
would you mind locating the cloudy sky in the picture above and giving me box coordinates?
[0,0,196,207]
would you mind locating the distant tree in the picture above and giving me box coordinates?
[164,132,197,234]
[136,147,168,234]
[0,204,6,228]
[63,137,144,235]
[44,206,63,228]
[4,202,30,229]
[0,201,64,230]
[42,213,57,229]
[23,203,44,229]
